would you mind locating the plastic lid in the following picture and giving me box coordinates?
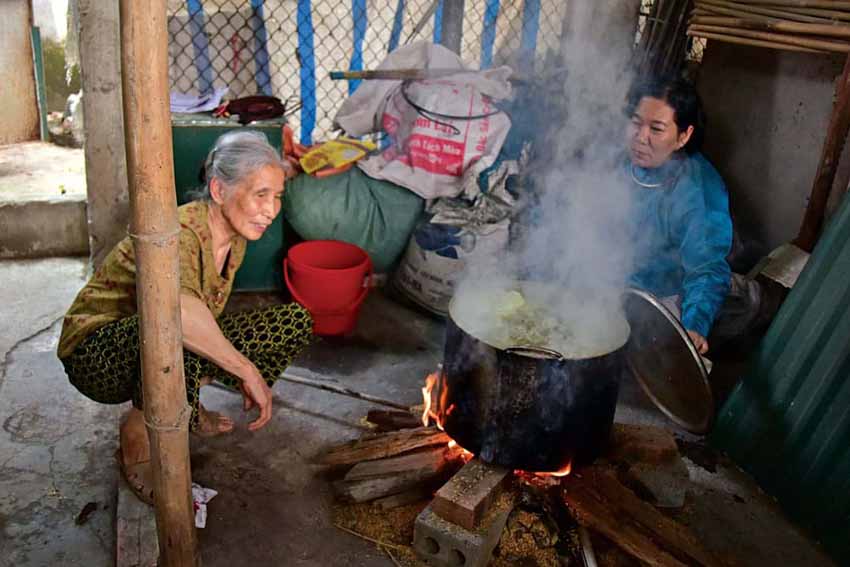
[623,288,714,434]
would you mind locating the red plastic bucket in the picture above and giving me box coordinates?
[283,240,372,335]
[286,240,372,309]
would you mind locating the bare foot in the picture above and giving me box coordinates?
[119,407,151,466]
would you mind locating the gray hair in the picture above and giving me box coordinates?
[195,130,284,200]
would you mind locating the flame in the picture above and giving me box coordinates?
[421,372,439,427]
[535,461,572,478]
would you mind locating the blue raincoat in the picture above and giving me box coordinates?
[628,152,732,337]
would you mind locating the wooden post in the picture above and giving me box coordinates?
[119,1,198,565]
[796,53,850,252]
[440,0,465,55]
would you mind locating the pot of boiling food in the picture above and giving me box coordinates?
[440,281,631,472]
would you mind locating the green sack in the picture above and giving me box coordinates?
[283,167,425,273]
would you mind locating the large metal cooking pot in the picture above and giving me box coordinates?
[440,282,630,472]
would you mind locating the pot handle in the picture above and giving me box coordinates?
[504,345,566,360]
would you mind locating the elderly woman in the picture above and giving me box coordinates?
[57,130,312,504]
[625,75,748,355]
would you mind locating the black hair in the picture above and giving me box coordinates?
[626,74,706,154]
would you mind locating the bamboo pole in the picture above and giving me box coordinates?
[687,28,829,51]
[796,53,850,251]
[690,23,850,49]
[119,0,198,565]
[736,0,850,9]
[696,0,834,23]
[691,15,850,37]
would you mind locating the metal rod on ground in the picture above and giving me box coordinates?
[279,372,413,412]
[579,526,599,567]
[119,0,198,565]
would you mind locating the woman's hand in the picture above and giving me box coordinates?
[181,294,276,431]
[687,330,709,355]
[239,370,274,431]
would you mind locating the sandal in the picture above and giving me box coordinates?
[116,448,155,506]
[194,404,234,438]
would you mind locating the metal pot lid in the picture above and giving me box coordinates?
[623,288,714,434]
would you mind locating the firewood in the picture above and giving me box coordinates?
[317,427,450,466]
[374,487,433,509]
[333,446,462,503]
[366,409,423,431]
[561,467,728,567]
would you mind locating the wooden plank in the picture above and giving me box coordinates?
[344,446,453,480]
[607,423,680,465]
[366,409,422,431]
[317,427,450,466]
[431,459,511,531]
[333,447,462,503]
[561,467,728,567]
[116,476,158,567]
[796,53,850,251]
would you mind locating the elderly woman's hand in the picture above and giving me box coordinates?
[239,369,274,431]
[687,331,709,355]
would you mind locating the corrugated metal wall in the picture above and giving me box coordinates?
[712,192,850,565]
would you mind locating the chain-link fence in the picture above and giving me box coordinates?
[167,0,567,144]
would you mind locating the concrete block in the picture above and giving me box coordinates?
[432,459,510,531]
[414,497,513,567]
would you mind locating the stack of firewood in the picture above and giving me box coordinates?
[317,410,467,508]
[689,0,850,54]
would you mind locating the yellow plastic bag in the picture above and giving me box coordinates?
[299,138,377,175]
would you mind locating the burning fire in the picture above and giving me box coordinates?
[422,372,473,462]
[535,461,572,478]
[420,371,569,475]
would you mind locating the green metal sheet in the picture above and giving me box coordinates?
[712,192,850,565]
[171,119,285,292]
[31,26,49,142]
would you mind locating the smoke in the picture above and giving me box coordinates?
[456,1,640,354]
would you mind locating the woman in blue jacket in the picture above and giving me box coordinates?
[625,75,746,355]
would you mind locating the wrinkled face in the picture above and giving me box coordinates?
[214,165,285,241]
[626,96,693,169]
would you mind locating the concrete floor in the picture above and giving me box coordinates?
[0,142,86,203]
[0,258,837,567]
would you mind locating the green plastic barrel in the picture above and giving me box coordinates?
[171,115,285,291]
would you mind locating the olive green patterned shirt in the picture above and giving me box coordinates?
[57,200,247,359]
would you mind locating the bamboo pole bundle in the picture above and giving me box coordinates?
[119,0,198,565]
[689,0,850,53]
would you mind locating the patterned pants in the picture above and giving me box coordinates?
[61,304,313,431]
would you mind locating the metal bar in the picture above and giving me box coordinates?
[279,372,412,411]
[119,0,198,564]
[440,0,464,54]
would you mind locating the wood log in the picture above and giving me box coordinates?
[690,23,850,50]
[374,487,433,509]
[687,28,829,52]
[561,467,728,567]
[366,409,423,432]
[317,427,451,466]
[691,14,850,37]
[333,446,462,503]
